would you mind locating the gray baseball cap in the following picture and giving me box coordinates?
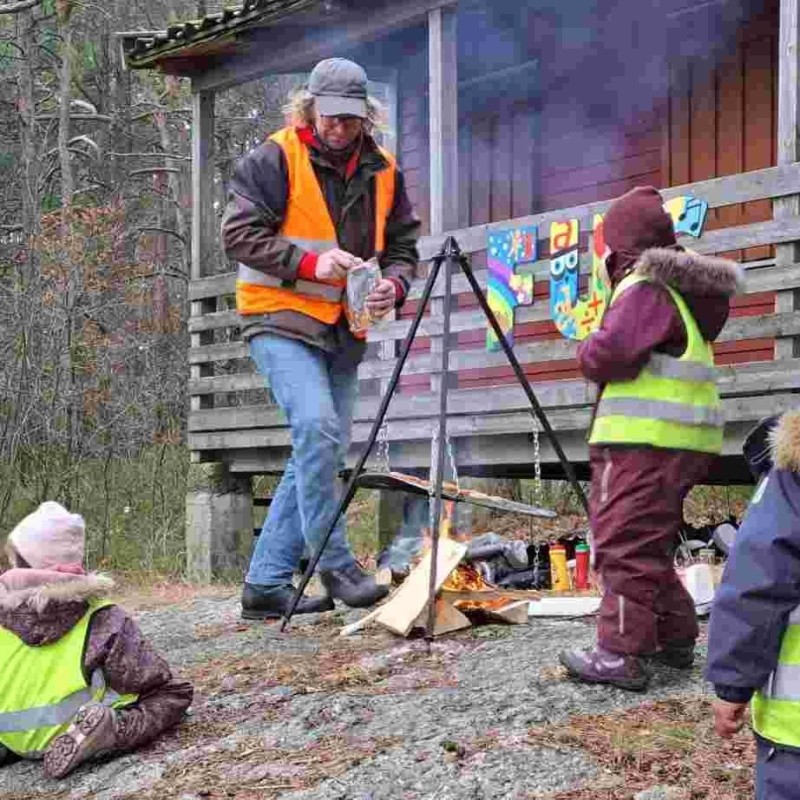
[309,58,368,118]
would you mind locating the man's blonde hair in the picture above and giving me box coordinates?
[3,540,19,569]
[282,87,384,135]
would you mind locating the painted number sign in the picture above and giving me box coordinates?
[484,195,709,350]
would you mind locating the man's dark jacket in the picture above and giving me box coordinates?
[222,126,419,357]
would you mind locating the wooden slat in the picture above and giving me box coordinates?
[185,256,792,329]
[190,272,237,301]
[688,216,800,255]
[188,310,241,334]
[187,164,800,310]
[491,115,513,221]
[189,88,217,425]
[222,419,760,476]
[428,5,458,234]
[189,391,800,452]
[717,47,745,260]
[417,164,800,260]
[186,263,800,371]
[743,32,777,261]
[775,0,800,357]
[189,341,247,364]
[511,105,537,218]
[470,115,492,226]
[189,357,800,434]
[188,310,800,395]
[669,64,691,186]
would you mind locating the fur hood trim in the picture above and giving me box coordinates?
[634,247,745,297]
[0,572,115,613]
[772,411,800,472]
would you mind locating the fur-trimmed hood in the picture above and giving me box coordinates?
[771,411,800,473]
[0,571,115,646]
[631,248,745,342]
[635,247,745,297]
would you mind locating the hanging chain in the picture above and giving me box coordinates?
[377,419,391,473]
[446,431,460,492]
[531,414,542,503]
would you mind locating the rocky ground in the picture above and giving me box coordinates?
[0,586,755,800]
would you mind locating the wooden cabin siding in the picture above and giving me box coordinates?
[393,0,780,396]
[664,0,778,262]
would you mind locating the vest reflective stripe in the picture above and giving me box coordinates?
[0,600,138,756]
[0,669,124,733]
[236,126,396,328]
[647,352,718,382]
[589,273,723,454]
[283,236,338,253]
[594,397,724,427]
[753,618,800,746]
[237,263,343,302]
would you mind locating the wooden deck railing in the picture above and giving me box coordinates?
[187,164,800,477]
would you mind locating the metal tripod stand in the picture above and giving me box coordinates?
[281,235,589,637]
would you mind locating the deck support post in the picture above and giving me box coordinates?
[186,463,253,583]
[775,0,800,358]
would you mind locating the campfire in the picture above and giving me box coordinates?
[341,506,537,639]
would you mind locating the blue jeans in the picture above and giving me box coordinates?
[246,333,358,586]
[378,494,428,571]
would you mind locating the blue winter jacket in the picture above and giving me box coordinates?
[706,410,800,704]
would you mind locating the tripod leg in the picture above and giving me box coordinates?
[459,254,590,516]
[281,254,445,630]
[425,242,456,642]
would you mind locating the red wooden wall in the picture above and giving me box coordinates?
[395,0,778,393]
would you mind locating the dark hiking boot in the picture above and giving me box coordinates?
[652,644,695,669]
[559,646,651,692]
[241,583,334,620]
[319,563,390,608]
[44,702,118,779]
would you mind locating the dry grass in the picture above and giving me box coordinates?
[136,734,401,800]
[529,697,754,800]
[184,627,462,699]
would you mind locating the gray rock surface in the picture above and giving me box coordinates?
[0,592,713,799]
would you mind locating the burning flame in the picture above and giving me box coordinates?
[442,562,493,592]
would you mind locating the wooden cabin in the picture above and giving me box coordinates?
[121,0,800,578]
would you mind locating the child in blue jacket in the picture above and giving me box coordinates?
[706,410,800,799]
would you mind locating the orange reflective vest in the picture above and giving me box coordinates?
[236,127,397,328]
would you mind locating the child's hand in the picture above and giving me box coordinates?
[713,698,748,738]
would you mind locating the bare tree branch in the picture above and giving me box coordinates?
[0,0,43,16]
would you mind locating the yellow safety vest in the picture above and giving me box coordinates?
[236,126,397,336]
[0,599,137,757]
[588,273,723,454]
[752,603,800,748]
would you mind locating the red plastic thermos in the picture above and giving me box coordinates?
[574,542,590,590]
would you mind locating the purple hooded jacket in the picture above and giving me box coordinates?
[0,570,192,760]
[578,246,744,390]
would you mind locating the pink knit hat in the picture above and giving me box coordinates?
[7,501,85,572]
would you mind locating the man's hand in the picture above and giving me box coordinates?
[365,279,396,318]
[316,249,360,282]
[713,699,749,738]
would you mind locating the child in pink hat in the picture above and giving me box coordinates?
[0,502,192,779]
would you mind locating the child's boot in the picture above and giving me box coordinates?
[44,702,118,779]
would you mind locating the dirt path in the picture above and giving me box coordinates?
[0,589,753,800]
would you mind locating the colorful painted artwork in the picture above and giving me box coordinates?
[486,226,537,350]
[482,195,709,349]
[664,195,709,238]
[548,218,609,341]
